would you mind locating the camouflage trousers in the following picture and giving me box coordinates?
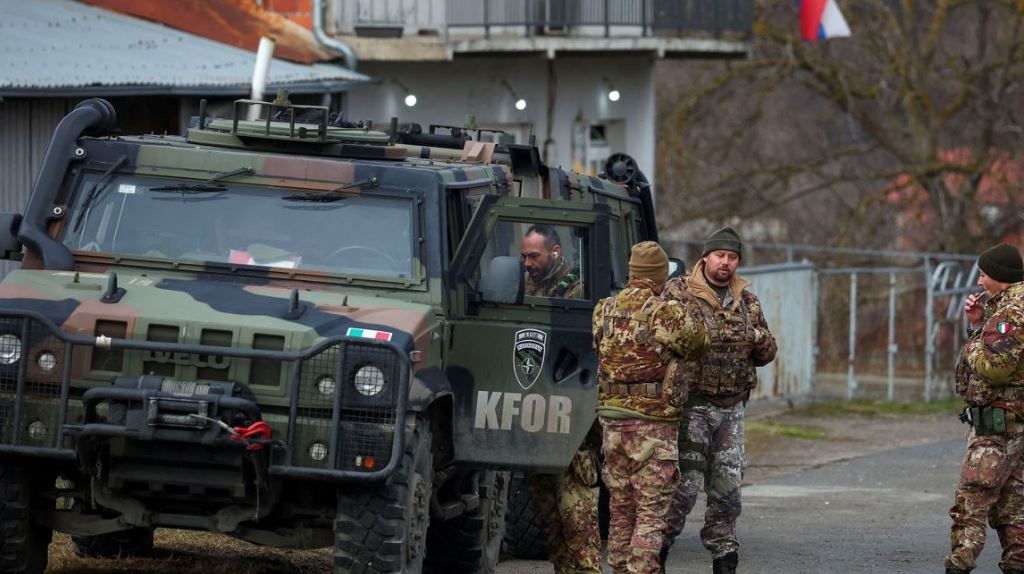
[600,417,680,574]
[529,445,602,574]
[662,402,745,560]
[946,426,1024,571]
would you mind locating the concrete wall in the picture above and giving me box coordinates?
[347,55,656,182]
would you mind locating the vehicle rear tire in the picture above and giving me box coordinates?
[0,464,52,574]
[424,470,509,573]
[72,527,155,558]
[500,474,548,560]
[333,417,432,574]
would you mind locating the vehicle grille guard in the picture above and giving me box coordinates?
[0,308,409,482]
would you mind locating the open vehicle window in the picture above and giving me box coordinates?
[61,172,418,281]
[478,220,588,301]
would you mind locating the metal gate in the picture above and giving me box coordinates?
[744,263,816,400]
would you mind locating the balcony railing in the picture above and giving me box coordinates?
[339,0,753,40]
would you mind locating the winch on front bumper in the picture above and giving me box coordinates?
[0,309,410,482]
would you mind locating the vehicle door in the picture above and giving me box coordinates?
[447,196,611,473]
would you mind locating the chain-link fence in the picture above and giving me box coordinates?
[667,241,977,402]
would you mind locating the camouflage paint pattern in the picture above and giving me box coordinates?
[524,257,583,299]
[528,430,602,574]
[663,262,776,399]
[663,402,746,560]
[600,417,679,574]
[946,427,1024,571]
[593,278,709,420]
[10,117,594,432]
[0,100,664,562]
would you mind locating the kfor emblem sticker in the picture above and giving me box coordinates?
[513,329,547,390]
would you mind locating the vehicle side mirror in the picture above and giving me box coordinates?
[480,256,524,304]
[668,257,685,279]
[0,214,23,261]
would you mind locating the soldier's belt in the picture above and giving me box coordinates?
[963,405,1024,435]
[685,392,749,409]
[601,381,663,397]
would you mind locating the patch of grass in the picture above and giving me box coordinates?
[795,398,962,418]
[747,420,831,441]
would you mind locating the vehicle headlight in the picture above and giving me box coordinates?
[37,352,57,372]
[353,365,386,396]
[309,442,328,462]
[0,334,22,365]
[317,375,336,396]
[27,420,47,440]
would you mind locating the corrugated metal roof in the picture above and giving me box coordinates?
[0,0,371,97]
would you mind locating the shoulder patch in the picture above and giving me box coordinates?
[998,322,1014,335]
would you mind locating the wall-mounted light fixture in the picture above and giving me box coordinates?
[604,78,620,102]
[393,78,417,107]
[502,79,527,111]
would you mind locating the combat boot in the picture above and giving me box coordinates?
[945,569,970,574]
[712,551,738,574]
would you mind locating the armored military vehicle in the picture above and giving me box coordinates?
[0,97,659,573]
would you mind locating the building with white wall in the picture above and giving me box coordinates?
[331,0,752,185]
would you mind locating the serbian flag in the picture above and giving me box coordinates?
[799,0,851,41]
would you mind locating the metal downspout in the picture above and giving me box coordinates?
[312,0,358,71]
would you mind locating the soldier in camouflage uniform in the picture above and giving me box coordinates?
[522,223,599,573]
[946,243,1024,574]
[522,223,584,299]
[594,241,709,574]
[659,227,776,574]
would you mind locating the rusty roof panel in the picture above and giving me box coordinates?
[0,0,370,96]
[80,0,332,65]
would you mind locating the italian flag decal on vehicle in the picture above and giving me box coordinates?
[346,327,393,341]
[998,322,1013,334]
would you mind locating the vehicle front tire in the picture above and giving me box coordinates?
[425,469,509,573]
[0,464,52,574]
[500,474,549,560]
[333,416,432,574]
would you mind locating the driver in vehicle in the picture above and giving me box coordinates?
[520,223,583,299]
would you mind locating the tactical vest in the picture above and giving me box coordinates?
[689,295,757,397]
[597,295,669,395]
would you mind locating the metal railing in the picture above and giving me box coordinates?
[340,0,753,39]
[670,240,979,402]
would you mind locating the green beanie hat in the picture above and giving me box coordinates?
[702,226,742,259]
[978,243,1024,283]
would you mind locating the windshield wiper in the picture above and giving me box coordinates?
[283,177,379,202]
[149,166,254,193]
[72,155,129,233]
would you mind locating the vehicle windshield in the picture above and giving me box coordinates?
[61,172,418,281]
